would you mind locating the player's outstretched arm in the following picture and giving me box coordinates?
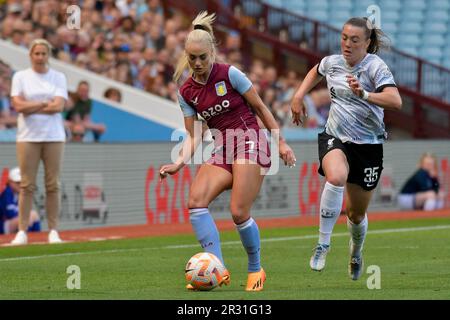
[291,64,323,126]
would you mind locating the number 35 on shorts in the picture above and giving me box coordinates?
[363,167,380,188]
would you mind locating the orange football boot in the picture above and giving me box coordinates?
[245,268,266,292]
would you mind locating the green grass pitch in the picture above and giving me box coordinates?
[0,218,449,300]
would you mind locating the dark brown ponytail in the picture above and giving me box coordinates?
[344,17,390,54]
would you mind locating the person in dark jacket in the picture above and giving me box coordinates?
[398,153,445,211]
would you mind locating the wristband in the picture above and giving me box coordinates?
[361,90,369,101]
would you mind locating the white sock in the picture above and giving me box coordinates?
[424,199,437,211]
[436,199,444,209]
[347,214,368,258]
[318,182,345,246]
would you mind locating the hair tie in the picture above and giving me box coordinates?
[194,24,206,31]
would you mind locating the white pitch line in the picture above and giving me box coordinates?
[0,224,449,263]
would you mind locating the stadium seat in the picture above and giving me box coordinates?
[281,0,305,14]
[397,22,422,34]
[394,57,418,87]
[381,11,400,23]
[264,0,283,8]
[442,58,450,69]
[401,46,419,56]
[419,48,443,64]
[288,23,305,42]
[423,22,447,33]
[399,10,425,23]
[382,22,398,35]
[379,0,402,10]
[328,6,353,28]
[281,0,305,8]
[242,0,263,17]
[406,0,427,10]
[421,34,446,48]
[396,34,421,47]
[306,10,329,22]
[267,9,284,30]
[422,78,444,97]
[428,0,450,10]
[307,0,329,11]
[424,10,449,23]
[329,0,352,11]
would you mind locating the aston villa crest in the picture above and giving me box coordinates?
[215,81,227,96]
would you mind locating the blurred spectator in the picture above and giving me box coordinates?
[0,167,41,235]
[398,152,445,211]
[303,88,331,128]
[104,87,122,103]
[0,60,17,129]
[66,81,106,142]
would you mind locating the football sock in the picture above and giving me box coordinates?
[347,214,368,258]
[236,217,261,273]
[189,208,224,265]
[318,182,345,246]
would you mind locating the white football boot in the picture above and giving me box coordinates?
[310,244,330,271]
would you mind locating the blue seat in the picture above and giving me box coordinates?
[443,46,450,58]
[281,0,305,13]
[421,34,446,47]
[401,46,419,56]
[428,0,450,10]
[267,9,284,30]
[306,0,329,11]
[394,57,418,87]
[399,10,424,23]
[424,10,449,23]
[396,34,421,47]
[419,47,443,64]
[423,22,447,33]
[442,58,450,69]
[288,24,301,41]
[329,10,351,24]
[263,0,283,8]
[242,0,263,17]
[406,0,426,10]
[329,0,352,11]
[306,10,329,22]
[381,11,400,23]
[382,22,398,34]
[398,22,422,33]
[281,0,305,7]
[422,78,444,97]
[379,0,402,10]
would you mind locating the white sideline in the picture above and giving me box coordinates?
[1,224,449,262]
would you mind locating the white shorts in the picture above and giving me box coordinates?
[398,194,415,210]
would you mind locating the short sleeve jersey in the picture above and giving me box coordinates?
[317,53,396,144]
[178,63,258,138]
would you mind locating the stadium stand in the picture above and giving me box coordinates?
[262,0,450,68]
[1,0,449,140]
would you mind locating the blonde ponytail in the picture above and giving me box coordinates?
[173,11,217,83]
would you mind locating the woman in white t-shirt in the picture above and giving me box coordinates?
[10,38,68,245]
